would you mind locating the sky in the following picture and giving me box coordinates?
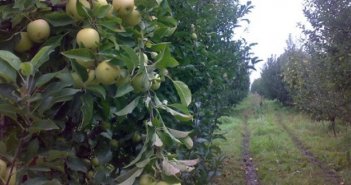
[236,0,308,83]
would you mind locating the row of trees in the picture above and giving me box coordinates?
[252,0,351,135]
[0,0,255,184]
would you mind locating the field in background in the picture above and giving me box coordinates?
[214,95,351,184]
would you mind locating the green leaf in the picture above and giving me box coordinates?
[29,119,60,133]
[20,62,34,76]
[45,12,75,27]
[0,141,6,154]
[115,97,140,116]
[35,72,57,88]
[79,94,94,130]
[0,50,21,70]
[31,46,55,69]
[115,84,134,98]
[151,44,178,68]
[164,107,193,121]
[115,167,143,185]
[120,46,139,70]
[172,80,192,106]
[61,48,95,62]
[22,178,62,185]
[87,85,106,99]
[93,5,113,18]
[0,60,17,83]
[168,128,191,139]
[0,103,21,121]
[67,157,88,173]
[45,150,72,161]
[99,17,123,32]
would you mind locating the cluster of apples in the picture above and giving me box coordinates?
[66,0,140,26]
[0,159,16,185]
[65,0,137,87]
[67,0,162,91]
[14,19,50,53]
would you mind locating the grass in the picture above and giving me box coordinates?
[212,116,245,185]
[214,95,351,184]
[282,110,351,183]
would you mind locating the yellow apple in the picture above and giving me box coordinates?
[112,0,134,16]
[14,32,33,53]
[0,159,7,180]
[66,0,91,20]
[93,0,108,6]
[95,61,120,85]
[139,174,155,185]
[27,19,50,43]
[123,8,141,26]
[76,28,100,49]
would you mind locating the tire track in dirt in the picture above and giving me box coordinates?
[276,114,344,185]
[242,112,260,185]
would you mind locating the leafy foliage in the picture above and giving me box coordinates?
[0,0,198,184]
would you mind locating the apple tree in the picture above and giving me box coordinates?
[0,0,199,184]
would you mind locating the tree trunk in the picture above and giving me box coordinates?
[331,117,337,137]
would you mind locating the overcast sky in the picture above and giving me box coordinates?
[236,0,308,83]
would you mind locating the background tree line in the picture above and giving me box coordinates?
[251,0,351,135]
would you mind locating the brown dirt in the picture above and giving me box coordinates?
[242,113,260,185]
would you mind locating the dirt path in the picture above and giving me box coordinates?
[242,113,260,185]
[276,114,344,185]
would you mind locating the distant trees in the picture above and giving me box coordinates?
[252,0,351,134]
[251,52,292,105]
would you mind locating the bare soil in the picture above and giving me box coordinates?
[242,113,260,185]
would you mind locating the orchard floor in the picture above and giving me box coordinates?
[212,95,351,185]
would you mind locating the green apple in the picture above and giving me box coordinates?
[110,139,119,148]
[150,52,158,59]
[91,157,99,166]
[27,19,50,43]
[115,68,130,86]
[123,8,141,26]
[14,32,33,53]
[76,28,100,49]
[191,33,197,40]
[151,74,161,90]
[95,61,120,85]
[132,132,141,142]
[131,72,151,93]
[112,0,134,16]
[66,0,91,20]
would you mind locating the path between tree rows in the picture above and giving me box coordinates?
[275,113,343,185]
[242,111,260,185]
[214,97,348,185]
